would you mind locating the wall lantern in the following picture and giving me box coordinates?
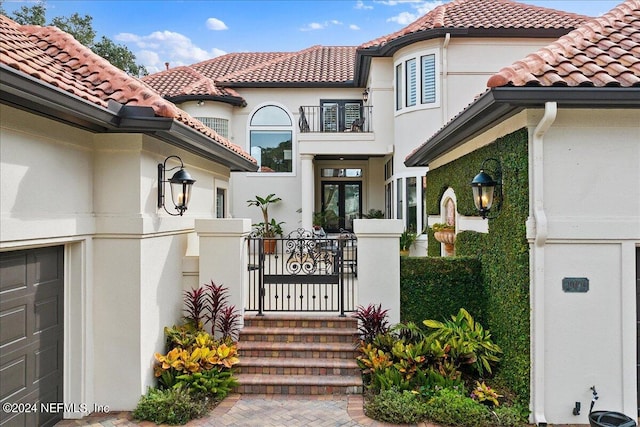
[157,155,196,216]
[362,88,369,103]
[470,158,502,219]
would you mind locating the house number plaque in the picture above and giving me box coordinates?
[562,277,589,293]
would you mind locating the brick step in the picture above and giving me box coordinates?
[237,356,361,376]
[239,326,358,343]
[244,314,358,329]
[238,341,358,359]
[235,373,363,395]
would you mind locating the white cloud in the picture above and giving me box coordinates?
[355,1,374,10]
[349,24,361,30]
[212,48,227,57]
[206,17,228,31]
[387,11,417,25]
[384,0,442,25]
[299,20,344,31]
[115,30,225,73]
[376,0,424,5]
[300,22,326,31]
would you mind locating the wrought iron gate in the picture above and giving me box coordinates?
[247,228,356,315]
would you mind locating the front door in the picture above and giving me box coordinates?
[321,181,362,232]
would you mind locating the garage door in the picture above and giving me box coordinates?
[0,247,64,427]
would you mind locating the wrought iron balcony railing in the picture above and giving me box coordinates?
[298,105,372,133]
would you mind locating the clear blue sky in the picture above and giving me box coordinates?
[3,0,622,73]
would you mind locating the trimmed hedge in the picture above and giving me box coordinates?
[400,256,485,326]
[418,128,531,405]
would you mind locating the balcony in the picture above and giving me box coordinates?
[298,105,372,133]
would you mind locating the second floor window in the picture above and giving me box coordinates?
[395,50,438,111]
[249,105,293,174]
[195,117,229,138]
[321,100,363,132]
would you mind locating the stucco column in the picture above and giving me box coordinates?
[195,218,251,328]
[301,154,315,230]
[353,219,404,324]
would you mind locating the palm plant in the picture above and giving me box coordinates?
[247,193,283,237]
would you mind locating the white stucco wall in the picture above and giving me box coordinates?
[224,87,382,234]
[392,37,558,176]
[531,109,639,424]
[1,104,233,412]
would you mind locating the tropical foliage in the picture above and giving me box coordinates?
[134,282,240,424]
[355,305,526,426]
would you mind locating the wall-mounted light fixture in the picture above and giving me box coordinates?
[158,155,196,216]
[470,158,502,219]
[362,88,369,103]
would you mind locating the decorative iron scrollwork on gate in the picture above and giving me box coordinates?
[283,228,335,275]
[246,228,356,314]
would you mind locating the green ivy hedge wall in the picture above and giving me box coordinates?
[401,256,486,326]
[407,128,530,404]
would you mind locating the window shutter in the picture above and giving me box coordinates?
[421,54,436,104]
[396,63,403,110]
[322,103,338,132]
[344,103,361,128]
[406,58,417,107]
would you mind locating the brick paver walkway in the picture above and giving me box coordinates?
[55,394,436,427]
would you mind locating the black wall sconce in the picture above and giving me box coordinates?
[158,155,196,216]
[470,158,502,219]
[362,88,369,103]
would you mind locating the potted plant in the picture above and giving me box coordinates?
[431,222,456,255]
[399,229,417,256]
[312,209,340,232]
[362,208,385,219]
[247,194,283,254]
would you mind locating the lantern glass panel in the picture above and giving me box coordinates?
[472,185,494,211]
[170,181,191,208]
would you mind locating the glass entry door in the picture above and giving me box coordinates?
[321,181,362,232]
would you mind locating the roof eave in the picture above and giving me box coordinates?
[1,65,257,172]
[152,121,258,172]
[166,94,247,107]
[1,64,120,132]
[355,26,577,86]
[218,81,356,89]
[404,86,640,167]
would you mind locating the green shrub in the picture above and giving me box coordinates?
[425,388,493,427]
[364,389,429,424]
[493,404,529,427]
[132,386,210,425]
[400,256,486,326]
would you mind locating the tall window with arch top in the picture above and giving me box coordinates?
[249,105,293,173]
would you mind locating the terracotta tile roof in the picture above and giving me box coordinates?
[360,0,590,49]
[216,46,357,85]
[143,46,356,100]
[191,52,289,80]
[0,15,254,163]
[487,0,640,87]
[140,66,224,98]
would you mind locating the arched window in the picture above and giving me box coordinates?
[249,105,293,173]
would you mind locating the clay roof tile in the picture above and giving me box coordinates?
[0,15,255,164]
[488,0,640,88]
[360,0,590,49]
